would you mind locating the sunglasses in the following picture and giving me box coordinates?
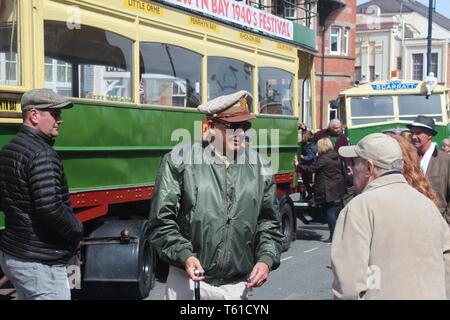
[214,120,252,132]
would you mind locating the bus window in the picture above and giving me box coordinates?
[258,67,293,115]
[44,21,133,101]
[350,96,394,125]
[398,95,442,122]
[207,56,253,110]
[140,43,201,107]
[0,0,19,86]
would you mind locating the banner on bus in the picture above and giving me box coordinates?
[162,0,294,41]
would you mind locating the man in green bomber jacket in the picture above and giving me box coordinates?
[149,90,283,300]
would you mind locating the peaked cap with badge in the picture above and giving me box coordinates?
[21,88,73,111]
[197,90,255,122]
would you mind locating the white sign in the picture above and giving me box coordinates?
[163,0,294,40]
[371,81,419,91]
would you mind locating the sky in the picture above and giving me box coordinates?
[357,0,450,19]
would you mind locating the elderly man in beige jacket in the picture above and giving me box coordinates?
[332,133,450,300]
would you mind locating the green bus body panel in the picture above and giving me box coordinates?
[347,123,449,147]
[56,104,298,191]
[0,102,298,193]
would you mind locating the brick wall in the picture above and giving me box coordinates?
[314,0,356,130]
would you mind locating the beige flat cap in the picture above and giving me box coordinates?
[339,133,403,170]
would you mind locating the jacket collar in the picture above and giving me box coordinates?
[203,141,251,166]
[362,172,407,194]
[20,125,55,146]
[432,144,438,157]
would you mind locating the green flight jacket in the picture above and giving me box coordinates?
[149,141,283,286]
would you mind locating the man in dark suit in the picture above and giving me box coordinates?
[408,115,450,226]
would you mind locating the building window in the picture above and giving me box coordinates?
[412,53,423,80]
[343,28,349,56]
[330,27,341,55]
[397,57,402,71]
[431,52,438,78]
[284,0,297,19]
[328,101,338,123]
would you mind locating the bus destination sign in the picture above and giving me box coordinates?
[371,81,419,91]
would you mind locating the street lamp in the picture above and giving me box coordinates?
[426,0,436,75]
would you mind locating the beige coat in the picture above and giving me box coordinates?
[331,173,450,300]
[426,146,450,226]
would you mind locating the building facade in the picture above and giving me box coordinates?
[356,0,450,87]
[314,0,356,130]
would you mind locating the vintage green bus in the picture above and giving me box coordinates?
[338,79,450,145]
[0,0,316,298]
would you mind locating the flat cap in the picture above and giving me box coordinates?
[198,90,255,122]
[21,88,73,111]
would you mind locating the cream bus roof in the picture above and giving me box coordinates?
[339,80,449,97]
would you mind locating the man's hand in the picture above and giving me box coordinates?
[185,256,205,281]
[246,262,270,288]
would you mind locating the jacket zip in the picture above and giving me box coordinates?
[218,163,232,277]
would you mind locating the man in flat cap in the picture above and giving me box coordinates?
[149,90,283,300]
[0,88,83,300]
[408,115,450,226]
[331,133,450,299]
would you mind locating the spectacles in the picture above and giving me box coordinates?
[214,120,252,132]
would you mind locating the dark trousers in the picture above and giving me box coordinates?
[300,170,314,196]
[322,201,340,234]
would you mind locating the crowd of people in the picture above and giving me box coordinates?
[296,116,450,299]
[0,88,449,300]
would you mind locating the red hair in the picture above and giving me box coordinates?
[386,133,439,207]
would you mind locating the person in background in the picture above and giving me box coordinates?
[407,115,450,227]
[313,119,351,167]
[400,131,412,144]
[294,130,317,200]
[333,133,450,299]
[297,137,345,243]
[385,133,439,207]
[149,90,283,300]
[0,88,83,300]
[442,138,450,154]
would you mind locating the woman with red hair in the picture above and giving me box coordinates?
[385,133,439,207]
